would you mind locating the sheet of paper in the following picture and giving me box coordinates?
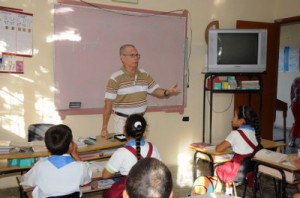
[282,161,296,167]
[204,146,216,150]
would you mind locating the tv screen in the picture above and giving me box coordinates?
[218,33,258,64]
[207,29,267,73]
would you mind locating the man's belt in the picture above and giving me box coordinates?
[115,112,144,118]
[115,112,129,118]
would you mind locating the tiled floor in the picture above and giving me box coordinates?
[1,127,299,198]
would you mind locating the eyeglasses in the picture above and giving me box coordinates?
[123,54,141,59]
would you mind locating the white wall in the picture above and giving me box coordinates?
[1,0,299,188]
[275,23,300,129]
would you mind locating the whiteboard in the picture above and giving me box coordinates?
[54,1,187,116]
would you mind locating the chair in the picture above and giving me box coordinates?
[28,123,54,142]
[273,99,288,145]
[232,156,256,198]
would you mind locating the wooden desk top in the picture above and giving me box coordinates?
[189,145,232,155]
[0,135,125,160]
[183,194,237,198]
[189,139,286,155]
[261,139,286,151]
[253,153,298,172]
[253,153,300,184]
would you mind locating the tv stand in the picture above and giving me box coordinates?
[202,72,263,144]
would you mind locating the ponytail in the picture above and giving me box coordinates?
[238,105,263,149]
[125,114,147,160]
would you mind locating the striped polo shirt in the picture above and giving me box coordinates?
[104,67,160,115]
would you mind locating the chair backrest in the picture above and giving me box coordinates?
[47,192,80,198]
[28,124,54,142]
[234,156,256,184]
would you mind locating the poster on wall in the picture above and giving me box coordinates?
[0,53,24,73]
[0,9,33,57]
[278,46,300,72]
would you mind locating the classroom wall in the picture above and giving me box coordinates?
[273,0,300,130]
[275,23,300,129]
[1,0,299,188]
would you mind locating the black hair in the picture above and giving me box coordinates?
[44,124,73,155]
[126,158,173,198]
[125,114,147,160]
[237,105,263,149]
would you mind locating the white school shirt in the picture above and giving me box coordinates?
[105,142,161,176]
[21,154,92,198]
[225,128,258,155]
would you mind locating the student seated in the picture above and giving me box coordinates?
[21,124,92,198]
[102,114,161,198]
[215,105,262,195]
[123,157,173,198]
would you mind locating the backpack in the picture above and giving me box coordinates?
[191,175,223,195]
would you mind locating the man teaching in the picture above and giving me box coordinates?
[101,44,180,137]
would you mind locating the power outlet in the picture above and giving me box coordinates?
[182,116,189,122]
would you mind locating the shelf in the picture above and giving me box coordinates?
[202,72,263,144]
[204,89,261,94]
[201,71,265,76]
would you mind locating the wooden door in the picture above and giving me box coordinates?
[234,21,280,140]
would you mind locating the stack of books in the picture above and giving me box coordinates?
[240,80,260,90]
[10,140,48,153]
[79,151,101,161]
[0,146,15,154]
[97,179,116,190]
[0,140,15,154]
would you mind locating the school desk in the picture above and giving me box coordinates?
[190,139,286,180]
[16,170,123,198]
[0,135,124,174]
[252,153,300,198]
[0,135,125,197]
[183,193,239,198]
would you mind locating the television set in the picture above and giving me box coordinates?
[207,29,267,73]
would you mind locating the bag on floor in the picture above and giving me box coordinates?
[191,175,223,195]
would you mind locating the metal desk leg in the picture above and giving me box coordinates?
[253,163,259,198]
[277,168,287,198]
[193,151,199,181]
[254,164,287,198]
[193,151,215,180]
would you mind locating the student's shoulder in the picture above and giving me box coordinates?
[114,147,131,155]
[146,141,156,147]
[226,130,240,140]
[77,161,92,168]
[35,157,49,165]
[228,130,239,135]
[146,141,160,151]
